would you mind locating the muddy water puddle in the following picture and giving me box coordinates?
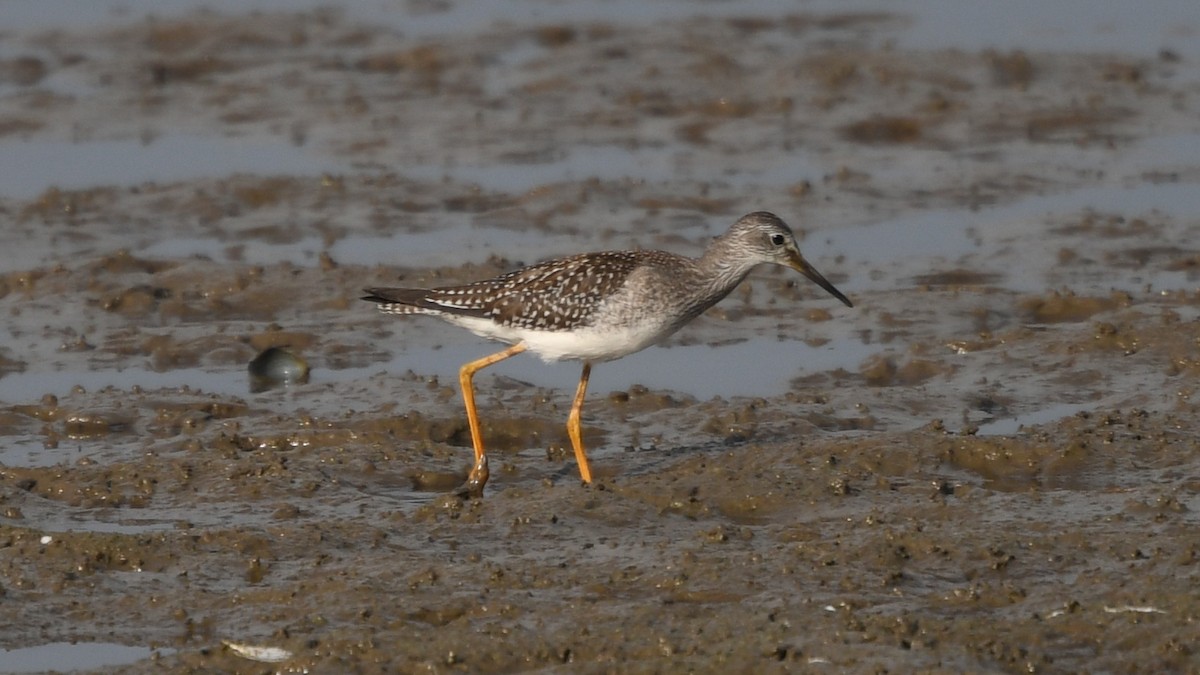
[0,134,344,200]
[2,1,1200,672]
[2,642,173,674]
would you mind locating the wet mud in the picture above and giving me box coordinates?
[1,4,1199,673]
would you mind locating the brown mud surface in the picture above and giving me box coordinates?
[1,4,1199,673]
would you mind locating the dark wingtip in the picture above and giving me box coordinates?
[360,287,446,313]
[362,287,421,304]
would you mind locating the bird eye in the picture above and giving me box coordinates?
[770,233,786,246]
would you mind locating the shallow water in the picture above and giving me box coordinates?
[1,1,1198,672]
[1,642,173,673]
[0,134,343,199]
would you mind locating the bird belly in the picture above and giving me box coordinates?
[435,315,653,362]
[518,321,669,363]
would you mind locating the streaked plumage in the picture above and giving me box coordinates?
[363,211,852,492]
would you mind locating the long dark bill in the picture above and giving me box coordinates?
[788,252,853,308]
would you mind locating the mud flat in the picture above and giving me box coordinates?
[1,2,1198,672]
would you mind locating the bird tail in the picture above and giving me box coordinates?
[361,287,434,315]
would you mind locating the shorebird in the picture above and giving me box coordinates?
[363,211,852,492]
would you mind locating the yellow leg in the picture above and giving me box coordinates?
[567,362,594,483]
[459,343,527,462]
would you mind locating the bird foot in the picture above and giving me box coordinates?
[455,454,489,499]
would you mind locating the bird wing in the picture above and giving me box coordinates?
[365,251,649,330]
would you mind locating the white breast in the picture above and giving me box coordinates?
[442,314,671,363]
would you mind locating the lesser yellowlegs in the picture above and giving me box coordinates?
[363,211,853,491]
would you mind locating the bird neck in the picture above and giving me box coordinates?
[693,237,757,302]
